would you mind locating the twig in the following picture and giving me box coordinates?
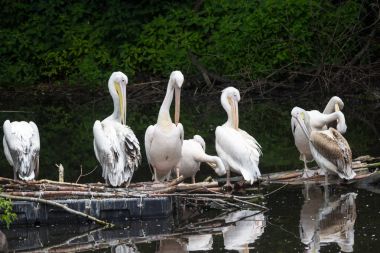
[0,193,113,227]
[76,165,98,183]
[264,184,289,197]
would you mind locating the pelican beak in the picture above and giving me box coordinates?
[335,103,340,112]
[122,83,127,125]
[334,103,340,125]
[297,112,310,139]
[114,82,126,125]
[174,87,181,125]
[228,97,239,130]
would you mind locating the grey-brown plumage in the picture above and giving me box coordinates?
[309,128,355,180]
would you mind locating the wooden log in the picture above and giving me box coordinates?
[0,193,113,227]
[6,191,131,199]
[176,182,219,191]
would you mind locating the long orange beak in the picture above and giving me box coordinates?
[174,87,181,125]
[228,97,239,130]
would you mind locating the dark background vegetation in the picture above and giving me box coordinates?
[0,0,379,97]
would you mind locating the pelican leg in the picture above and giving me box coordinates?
[225,169,233,189]
[324,171,329,203]
[176,168,180,179]
[191,176,196,184]
[153,168,160,183]
[301,155,314,178]
[13,169,17,180]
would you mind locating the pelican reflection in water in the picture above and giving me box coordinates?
[222,210,266,252]
[300,184,357,252]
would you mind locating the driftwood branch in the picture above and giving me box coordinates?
[0,193,113,227]
[76,165,97,183]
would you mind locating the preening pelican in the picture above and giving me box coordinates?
[93,71,141,187]
[295,110,356,180]
[145,71,184,182]
[3,120,40,180]
[175,135,226,183]
[291,96,346,178]
[215,87,262,186]
[300,184,357,252]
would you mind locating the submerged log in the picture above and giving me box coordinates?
[0,193,113,227]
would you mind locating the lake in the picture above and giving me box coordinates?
[0,88,379,252]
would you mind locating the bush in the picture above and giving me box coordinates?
[0,0,374,86]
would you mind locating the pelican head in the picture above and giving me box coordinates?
[336,111,348,134]
[291,106,305,118]
[170,70,184,125]
[331,96,344,111]
[108,71,128,125]
[221,87,240,130]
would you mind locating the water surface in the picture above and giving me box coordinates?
[0,90,379,252]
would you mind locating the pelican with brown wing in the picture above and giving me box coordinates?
[296,110,356,181]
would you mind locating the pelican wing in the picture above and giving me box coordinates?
[216,126,261,184]
[3,120,40,180]
[144,125,155,166]
[116,124,141,184]
[310,128,354,179]
[238,129,262,156]
[94,121,124,186]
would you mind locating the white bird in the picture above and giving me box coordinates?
[3,120,40,180]
[291,96,346,178]
[222,210,266,252]
[215,87,262,187]
[145,71,184,182]
[295,109,356,180]
[93,71,141,187]
[175,135,226,183]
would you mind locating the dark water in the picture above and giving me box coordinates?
[0,90,379,252]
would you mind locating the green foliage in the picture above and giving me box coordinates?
[0,0,373,85]
[0,193,17,228]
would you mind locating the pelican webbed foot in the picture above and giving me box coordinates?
[301,168,318,178]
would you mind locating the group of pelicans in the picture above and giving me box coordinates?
[2,70,356,187]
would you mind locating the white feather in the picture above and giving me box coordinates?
[3,120,40,180]
[216,125,261,184]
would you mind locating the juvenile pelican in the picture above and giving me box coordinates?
[145,71,184,182]
[175,135,226,183]
[93,71,141,187]
[215,87,262,187]
[3,120,40,180]
[291,96,346,177]
[296,110,356,180]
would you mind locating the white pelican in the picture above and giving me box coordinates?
[291,96,346,178]
[175,135,226,183]
[145,71,184,182]
[93,71,141,187]
[222,210,266,252]
[300,185,357,252]
[215,87,262,186]
[295,110,356,180]
[3,120,40,180]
